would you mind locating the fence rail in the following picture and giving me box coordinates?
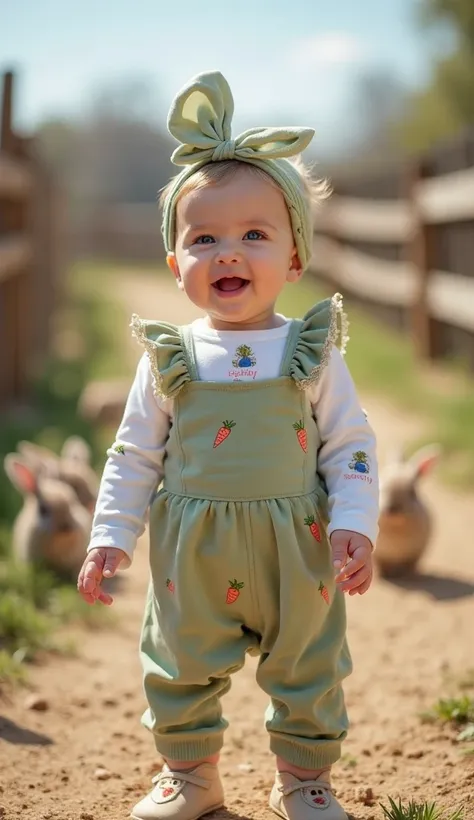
[312,135,474,369]
[0,70,61,407]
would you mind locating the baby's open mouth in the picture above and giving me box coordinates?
[212,277,249,293]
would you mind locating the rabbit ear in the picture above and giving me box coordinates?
[408,444,441,479]
[61,436,91,465]
[4,454,38,494]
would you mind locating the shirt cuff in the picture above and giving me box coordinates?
[87,526,137,568]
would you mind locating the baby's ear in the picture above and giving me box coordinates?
[166,253,184,289]
[287,248,303,282]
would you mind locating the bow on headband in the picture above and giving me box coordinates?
[167,71,314,166]
[162,70,316,269]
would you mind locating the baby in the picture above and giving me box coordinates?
[78,70,379,820]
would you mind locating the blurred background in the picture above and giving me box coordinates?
[1,0,474,679]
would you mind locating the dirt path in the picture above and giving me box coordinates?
[1,275,473,820]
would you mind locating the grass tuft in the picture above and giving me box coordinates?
[0,649,29,686]
[427,696,474,725]
[380,797,463,820]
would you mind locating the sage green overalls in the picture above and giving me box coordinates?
[135,298,352,770]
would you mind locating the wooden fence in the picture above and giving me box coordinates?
[0,70,61,407]
[312,131,474,370]
[75,203,166,262]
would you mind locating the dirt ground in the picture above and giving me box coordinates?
[1,274,473,820]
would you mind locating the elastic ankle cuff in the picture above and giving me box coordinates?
[153,735,223,761]
[270,737,341,769]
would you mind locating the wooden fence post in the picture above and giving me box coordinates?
[0,71,14,152]
[29,150,57,375]
[406,158,437,360]
[0,71,35,402]
[0,70,21,403]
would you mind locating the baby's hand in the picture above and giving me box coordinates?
[330,530,373,596]
[77,547,126,606]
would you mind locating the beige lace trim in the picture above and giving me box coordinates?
[130,313,167,399]
[297,292,350,391]
[130,296,349,398]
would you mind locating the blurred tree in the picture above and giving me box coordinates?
[35,75,176,260]
[87,76,163,123]
[74,117,174,205]
[37,76,174,205]
[418,0,474,44]
[349,69,409,161]
[398,0,474,152]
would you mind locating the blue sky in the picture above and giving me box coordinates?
[2,0,438,152]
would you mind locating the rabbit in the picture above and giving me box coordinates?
[4,453,93,578]
[375,443,441,578]
[17,436,99,514]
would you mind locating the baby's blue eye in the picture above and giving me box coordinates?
[195,235,215,244]
[244,230,264,240]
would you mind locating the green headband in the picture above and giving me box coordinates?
[161,71,315,270]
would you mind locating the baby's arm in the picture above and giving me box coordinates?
[77,353,170,604]
[309,347,379,593]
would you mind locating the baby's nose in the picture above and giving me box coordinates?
[215,242,242,264]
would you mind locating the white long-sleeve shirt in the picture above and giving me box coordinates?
[89,316,379,564]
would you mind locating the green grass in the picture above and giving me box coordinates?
[0,650,28,686]
[424,696,474,725]
[65,260,132,382]
[380,797,463,820]
[0,261,124,686]
[0,559,111,657]
[420,694,474,757]
[277,277,474,487]
[0,592,53,657]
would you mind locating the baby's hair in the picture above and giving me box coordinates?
[159,157,331,228]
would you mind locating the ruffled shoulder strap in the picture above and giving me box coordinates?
[289,293,349,390]
[130,314,190,400]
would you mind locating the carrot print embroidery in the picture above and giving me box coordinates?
[293,420,307,453]
[166,578,175,594]
[319,581,330,605]
[226,579,244,604]
[304,515,321,542]
[213,420,235,448]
